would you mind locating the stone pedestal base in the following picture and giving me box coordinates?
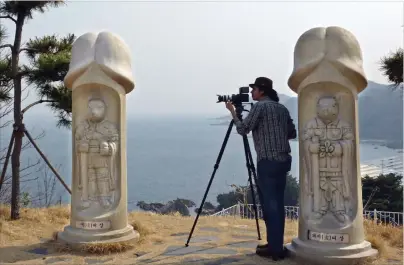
[285,238,378,265]
[57,225,139,249]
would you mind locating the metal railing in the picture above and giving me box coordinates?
[211,204,299,220]
[212,203,403,226]
[363,209,403,226]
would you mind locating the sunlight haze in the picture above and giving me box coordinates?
[1,1,402,118]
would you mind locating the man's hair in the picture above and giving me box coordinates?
[258,86,280,102]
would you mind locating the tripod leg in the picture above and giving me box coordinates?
[185,120,234,247]
[23,129,72,194]
[242,135,261,240]
[245,139,264,210]
[245,137,267,223]
[0,133,15,193]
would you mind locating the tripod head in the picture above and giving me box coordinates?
[234,102,254,121]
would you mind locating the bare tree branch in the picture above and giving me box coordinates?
[20,158,41,172]
[0,100,14,129]
[0,83,38,130]
[21,84,32,101]
[18,48,37,54]
[20,176,39,183]
[0,131,45,163]
[0,184,12,203]
[0,159,41,184]
[0,44,13,51]
[22,99,56,114]
[0,158,42,204]
[0,15,17,23]
[29,163,61,207]
[0,120,12,129]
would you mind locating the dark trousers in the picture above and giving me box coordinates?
[256,157,291,253]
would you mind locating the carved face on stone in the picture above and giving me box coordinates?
[316,96,338,124]
[87,98,106,122]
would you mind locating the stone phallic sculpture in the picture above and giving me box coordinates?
[285,26,378,265]
[58,31,139,246]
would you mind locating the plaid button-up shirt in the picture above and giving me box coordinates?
[234,97,296,162]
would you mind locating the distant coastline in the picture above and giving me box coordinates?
[359,139,403,151]
[209,122,403,150]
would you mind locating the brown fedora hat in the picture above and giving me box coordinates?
[249,77,273,90]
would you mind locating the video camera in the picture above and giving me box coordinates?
[216,86,250,105]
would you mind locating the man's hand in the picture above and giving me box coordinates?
[225,101,234,112]
[225,101,239,121]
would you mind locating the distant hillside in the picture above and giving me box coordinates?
[357,81,403,149]
[212,81,403,149]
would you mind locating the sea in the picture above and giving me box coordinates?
[0,115,402,212]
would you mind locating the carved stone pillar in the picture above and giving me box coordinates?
[285,26,378,264]
[57,31,139,246]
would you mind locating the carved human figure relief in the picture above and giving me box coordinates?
[302,96,354,223]
[75,96,119,210]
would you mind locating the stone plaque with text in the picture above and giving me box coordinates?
[76,221,111,230]
[308,230,349,244]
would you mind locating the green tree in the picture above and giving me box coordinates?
[379,48,403,90]
[362,173,403,212]
[216,186,245,210]
[137,198,196,217]
[195,201,216,216]
[284,173,299,206]
[170,198,192,216]
[20,191,30,207]
[0,1,74,220]
[136,201,165,212]
[215,173,300,211]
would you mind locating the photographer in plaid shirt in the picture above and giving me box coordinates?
[225,77,297,261]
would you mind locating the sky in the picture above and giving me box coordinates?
[1,0,403,118]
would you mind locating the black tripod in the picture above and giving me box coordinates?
[185,103,263,247]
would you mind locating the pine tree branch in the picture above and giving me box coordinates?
[0,15,16,23]
[22,99,56,114]
[0,44,13,51]
[19,48,37,54]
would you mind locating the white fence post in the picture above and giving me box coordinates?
[236,203,241,217]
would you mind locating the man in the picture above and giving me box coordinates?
[225,77,297,261]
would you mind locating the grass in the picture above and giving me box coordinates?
[0,204,402,265]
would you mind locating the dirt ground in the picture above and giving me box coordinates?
[0,205,402,265]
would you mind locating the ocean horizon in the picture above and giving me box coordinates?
[0,115,401,212]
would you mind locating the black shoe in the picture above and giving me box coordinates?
[256,246,287,261]
[256,243,268,249]
[271,251,286,261]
